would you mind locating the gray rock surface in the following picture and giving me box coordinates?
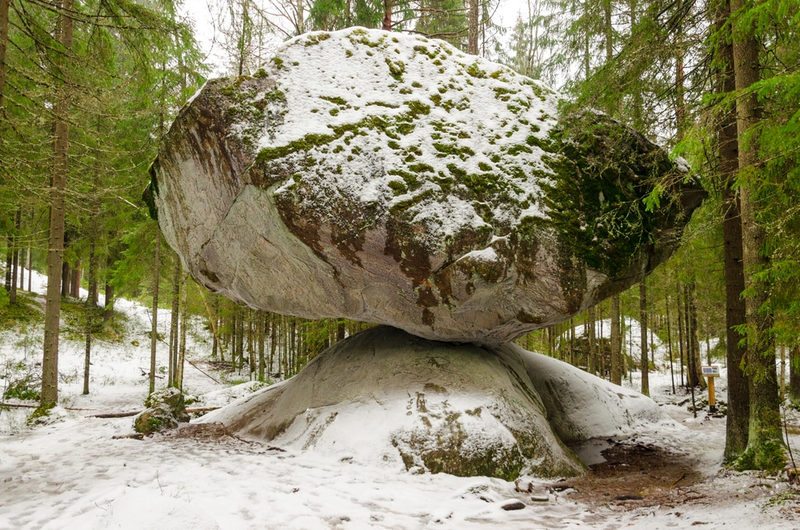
[148,27,703,345]
[200,326,668,478]
[201,326,586,479]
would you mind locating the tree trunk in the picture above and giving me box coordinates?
[61,260,69,298]
[9,207,20,304]
[587,306,597,375]
[722,157,747,378]
[468,0,479,55]
[0,0,9,116]
[71,261,80,298]
[83,218,97,395]
[149,232,161,394]
[41,0,74,410]
[677,284,685,387]
[258,311,266,381]
[177,274,187,390]
[790,344,800,406]
[666,295,675,394]
[604,0,612,62]
[0,0,8,295]
[26,243,32,292]
[687,280,705,389]
[780,345,786,402]
[248,309,256,378]
[270,313,277,377]
[730,0,783,470]
[4,234,11,293]
[237,306,245,372]
[640,280,649,396]
[169,258,181,386]
[382,0,392,31]
[296,0,304,34]
[610,294,621,385]
[104,281,114,323]
[19,246,25,292]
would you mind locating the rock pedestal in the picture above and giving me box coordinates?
[201,326,664,479]
[150,27,699,478]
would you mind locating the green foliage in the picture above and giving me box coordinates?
[735,439,787,473]
[539,110,686,278]
[0,293,44,328]
[3,375,41,402]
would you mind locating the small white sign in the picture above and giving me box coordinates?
[702,365,721,377]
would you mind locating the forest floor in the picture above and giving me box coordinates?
[2,271,800,529]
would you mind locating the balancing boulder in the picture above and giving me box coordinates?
[147,27,703,345]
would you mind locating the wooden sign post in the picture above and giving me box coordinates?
[701,365,721,413]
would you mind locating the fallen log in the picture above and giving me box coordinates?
[90,406,220,419]
[0,402,93,411]
[0,402,220,417]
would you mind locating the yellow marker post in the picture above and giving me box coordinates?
[701,365,721,413]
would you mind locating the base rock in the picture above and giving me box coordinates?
[201,326,665,479]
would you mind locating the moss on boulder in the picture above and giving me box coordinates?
[134,387,189,435]
[148,27,703,345]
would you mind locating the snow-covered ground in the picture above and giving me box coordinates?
[2,270,800,529]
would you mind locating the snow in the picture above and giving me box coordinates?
[517,345,667,443]
[458,246,499,264]
[566,316,720,363]
[238,28,558,253]
[2,268,800,529]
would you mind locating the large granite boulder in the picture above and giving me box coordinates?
[148,27,703,345]
[200,326,667,479]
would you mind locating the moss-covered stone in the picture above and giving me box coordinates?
[134,387,189,435]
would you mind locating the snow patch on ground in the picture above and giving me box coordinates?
[2,268,800,529]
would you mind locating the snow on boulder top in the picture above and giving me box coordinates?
[246,28,559,239]
[148,27,705,345]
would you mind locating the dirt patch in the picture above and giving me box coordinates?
[552,439,705,508]
[162,423,251,444]
[160,422,286,452]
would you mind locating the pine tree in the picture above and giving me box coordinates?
[730,0,784,471]
[40,0,75,411]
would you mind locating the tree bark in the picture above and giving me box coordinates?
[790,344,800,405]
[610,294,621,385]
[9,207,20,304]
[176,273,187,390]
[0,0,9,114]
[666,295,675,394]
[687,280,705,389]
[61,260,69,298]
[149,232,160,394]
[640,280,649,396]
[41,0,75,409]
[19,246,25,292]
[83,217,98,395]
[718,1,750,452]
[258,311,266,381]
[169,257,181,386]
[71,261,80,298]
[677,283,685,387]
[382,0,392,31]
[730,0,783,470]
[587,306,597,375]
[4,235,11,293]
[27,241,32,292]
[468,0,479,55]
